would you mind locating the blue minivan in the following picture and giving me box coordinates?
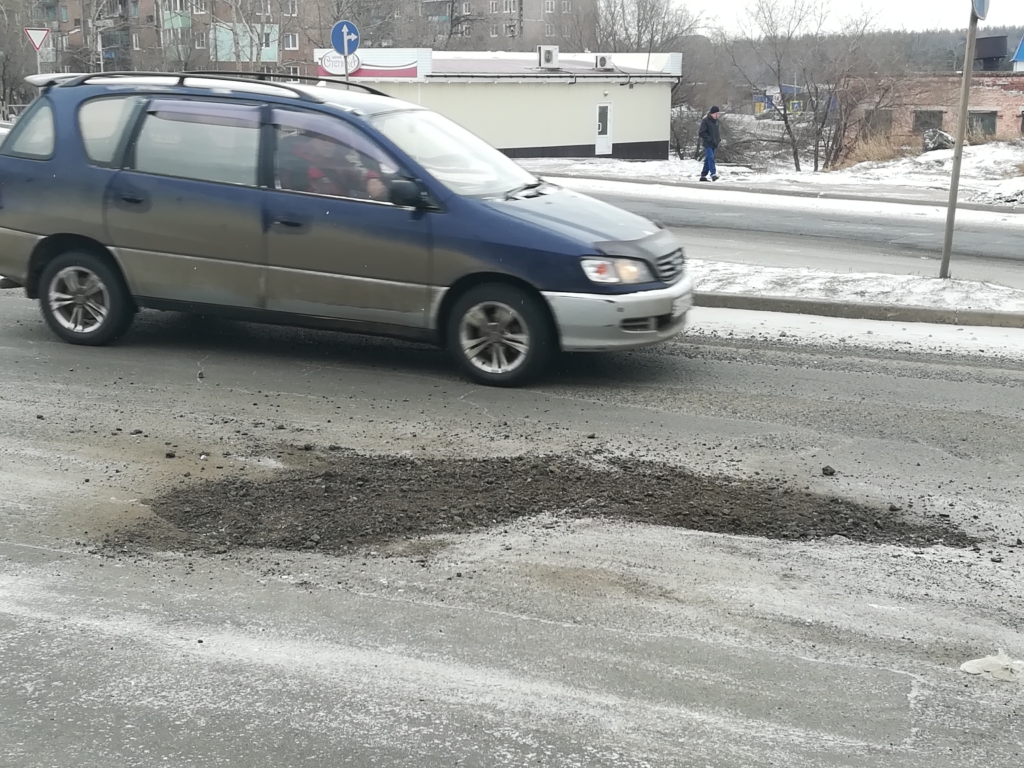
[0,72,692,386]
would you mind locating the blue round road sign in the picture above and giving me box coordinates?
[973,0,989,21]
[331,21,360,56]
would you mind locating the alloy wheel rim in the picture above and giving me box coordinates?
[48,266,110,334]
[458,301,530,375]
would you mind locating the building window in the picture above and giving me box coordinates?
[287,65,301,79]
[562,0,571,11]
[132,33,140,50]
[263,32,272,48]
[282,32,299,50]
[968,111,998,137]
[130,0,139,16]
[258,1,272,16]
[560,24,569,36]
[462,1,472,13]
[192,0,207,12]
[489,0,498,12]
[170,0,185,12]
[59,5,68,22]
[503,0,516,12]
[284,0,298,15]
[912,110,943,133]
[194,31,208,49]
[489,24,498,36]
[545,24,554,36]
[504,22,516,36]
[544,0,554,11]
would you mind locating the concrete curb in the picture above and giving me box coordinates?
[541,172,1024,215]
[694,292,1024,328]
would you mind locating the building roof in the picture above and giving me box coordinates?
[313,48,682,82]
[429,51,683,78]
[1013,38,1024,63]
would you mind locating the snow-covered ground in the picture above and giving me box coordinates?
[520,141,1024,205]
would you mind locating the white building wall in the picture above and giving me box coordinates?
[350,80,672,158]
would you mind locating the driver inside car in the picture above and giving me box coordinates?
[279,131,389,202]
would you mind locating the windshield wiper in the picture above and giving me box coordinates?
[504,180,544,200]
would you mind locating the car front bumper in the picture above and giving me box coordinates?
[542,273,694,352]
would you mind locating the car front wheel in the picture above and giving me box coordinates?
[39,250,134,346]
[447,283,556,387]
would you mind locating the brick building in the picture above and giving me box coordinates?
[879,72,1024,141]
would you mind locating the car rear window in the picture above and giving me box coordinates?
[132,100,261,186]
[78,97,142,165]
[2,101,55,159]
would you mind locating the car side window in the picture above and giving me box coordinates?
[272,109,399,203]
[78,96,144,165]
[2,101,55,160]
[132,100,260,186]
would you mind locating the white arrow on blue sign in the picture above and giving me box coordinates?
[331,21,360,57]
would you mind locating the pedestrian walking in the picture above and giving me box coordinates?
[698,106,721,182]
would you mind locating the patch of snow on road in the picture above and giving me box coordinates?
[548,176,1024,229]
[970,175,1024,206]
[685,307,1024,361]
[690,259,1024,312]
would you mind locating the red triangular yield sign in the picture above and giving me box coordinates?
[24,28,51,51]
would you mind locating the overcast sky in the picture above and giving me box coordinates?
[697,1,1024,34]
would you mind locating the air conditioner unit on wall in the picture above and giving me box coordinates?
[595,54,613,71]
[537,45,559,69]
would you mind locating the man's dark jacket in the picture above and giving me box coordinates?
[698,114,721,149]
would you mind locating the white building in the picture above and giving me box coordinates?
[314,47,682,160]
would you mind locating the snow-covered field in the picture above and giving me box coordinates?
[520,140,1024,205]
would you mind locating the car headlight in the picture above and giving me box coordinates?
[580,257,655,285]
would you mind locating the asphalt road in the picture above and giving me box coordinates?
[574,181,1024,279]
[1,291,1023,767]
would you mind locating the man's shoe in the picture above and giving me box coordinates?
[699,177,710,182]
[711,175,719,181]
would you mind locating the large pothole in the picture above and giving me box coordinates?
[105,451,975,554]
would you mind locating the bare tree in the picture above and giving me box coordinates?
[0,1,37,114]
[595,0,699,53]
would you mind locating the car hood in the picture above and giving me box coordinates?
[483,185,678,259]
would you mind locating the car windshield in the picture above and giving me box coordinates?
[369,109,536,198]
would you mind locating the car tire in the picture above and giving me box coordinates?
[446,283,556,387]
[38,250,135,346]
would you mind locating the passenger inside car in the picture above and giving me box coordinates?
[277,130,388,202]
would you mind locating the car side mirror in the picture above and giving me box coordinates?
[389,177,425,208]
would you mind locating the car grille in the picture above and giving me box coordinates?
[654,249,685,283]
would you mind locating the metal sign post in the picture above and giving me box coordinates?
[24,28,51,76]
[330,20,361,86]
[940,0,990,279]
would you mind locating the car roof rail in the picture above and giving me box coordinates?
[185,70,393,98]
[36,71,322,102]
[25,73,83,89]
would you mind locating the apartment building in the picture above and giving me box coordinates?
[419,0,598,50]
[37,0,367,78]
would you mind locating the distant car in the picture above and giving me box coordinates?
[0,72,692,386]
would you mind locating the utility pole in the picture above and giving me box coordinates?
[940,1,989,279]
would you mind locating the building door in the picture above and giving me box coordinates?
[596,103,612,156]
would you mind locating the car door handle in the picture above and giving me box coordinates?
[272,216,307,229]
[120,192,146,205]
